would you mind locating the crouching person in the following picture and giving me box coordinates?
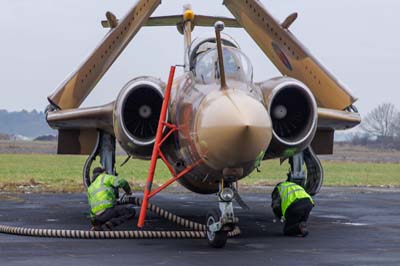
[88,167,135,231]
[271,181,314,237]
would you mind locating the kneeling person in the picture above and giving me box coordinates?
[88,167,135,231]
[271,181,314,237]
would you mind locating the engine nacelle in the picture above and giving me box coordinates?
[259,77,318,158]
[114,77,165,159]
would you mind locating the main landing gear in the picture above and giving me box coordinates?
[83,130,116,187]
[287,146,323,196]
[206,180,238,248]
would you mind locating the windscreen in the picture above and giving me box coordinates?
[194,47,253,84]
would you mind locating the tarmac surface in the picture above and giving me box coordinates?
[0,187,400,266]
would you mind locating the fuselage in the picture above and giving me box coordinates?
[162,45,272,193]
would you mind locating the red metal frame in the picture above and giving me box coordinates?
[137,66,198,228]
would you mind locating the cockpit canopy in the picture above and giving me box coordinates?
[189,35,239,68]
[193,46,253,84]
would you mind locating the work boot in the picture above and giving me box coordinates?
[90,225,103,231]
[299,222,308,237]
[103,221,114,231]
[128,206,136,219]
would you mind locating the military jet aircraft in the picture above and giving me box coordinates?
[45,0,361,247]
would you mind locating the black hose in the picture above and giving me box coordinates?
[0,196,241,239]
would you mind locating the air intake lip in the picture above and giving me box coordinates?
[115,78,166,148]
[121,85,163,144]
[268,81,317,146]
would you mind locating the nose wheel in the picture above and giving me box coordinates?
[206,209,228,248]
[206,181,238,248]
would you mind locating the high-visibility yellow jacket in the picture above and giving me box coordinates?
[87,174,131,216]
[272,181,314,218]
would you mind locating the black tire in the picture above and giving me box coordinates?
[206,209,228,248]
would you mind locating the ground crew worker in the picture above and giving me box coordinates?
[88,167,135,231]
[271,181,314,237]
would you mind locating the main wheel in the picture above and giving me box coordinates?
[206,209,228,248]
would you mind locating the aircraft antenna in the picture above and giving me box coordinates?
[183,5,195,72]
[214,21,227,90]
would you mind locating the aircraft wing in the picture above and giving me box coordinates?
[46,104,114,154]
[48,0,161,110]
[46,103,114,132]
[317,108,361,130]
[224,0,357,110]
[310,108,360,155]
[102,15,241,29]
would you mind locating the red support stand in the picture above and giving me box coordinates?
[137,66,198,228]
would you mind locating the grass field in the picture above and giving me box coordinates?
[0,154,399,193]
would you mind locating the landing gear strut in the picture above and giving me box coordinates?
[288,151,306,187]
[206,181,238,248]
[83,131,116,187]
[287,146,323,196]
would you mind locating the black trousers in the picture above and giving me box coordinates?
[92,204,135,228]
[284,198,313,236]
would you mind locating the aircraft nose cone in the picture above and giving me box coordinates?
[194,90,272,170]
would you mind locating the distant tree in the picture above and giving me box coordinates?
[361,103,398,138]
[393,113,400,138]
[34,135,57,141]
[0,133,11,140]
[0,109,55,138]
[348,133,370,146]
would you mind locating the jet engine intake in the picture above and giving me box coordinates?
[114,77,165,158]
[260,77,317,158]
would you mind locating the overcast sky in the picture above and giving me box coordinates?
[0,0,399,117]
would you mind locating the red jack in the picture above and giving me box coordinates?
[137,66,198,228]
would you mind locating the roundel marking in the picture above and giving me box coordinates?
[272,42,293,71]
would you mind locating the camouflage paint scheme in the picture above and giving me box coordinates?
[223,0,357,110]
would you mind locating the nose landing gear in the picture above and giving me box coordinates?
[206,181,238,248]
[206,209,229,248]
